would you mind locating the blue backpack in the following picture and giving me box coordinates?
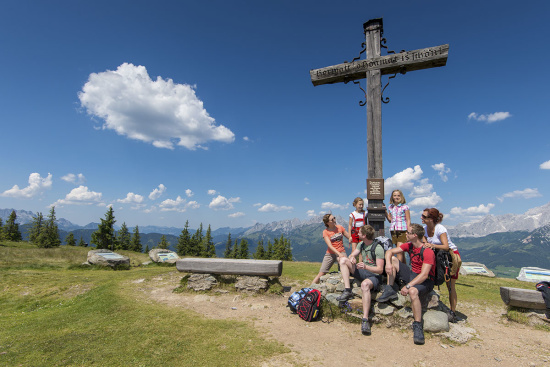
[287,287,313,313]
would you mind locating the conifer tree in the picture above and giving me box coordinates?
[65,232,76,246]
[116,222,131,250]
[231,238,239,259]
[41,207,61,248]
[191,224,205,257]
[91,207,116,250]
[283,235,293,261]
[223,233,233,258]
[238,238,249,259]
[158,235,169,249]
[253,239,265,259]
[4,210,22,242]
[203,225,216,258]
[130,225,142,252]
[176,221,191,256]
[0,218,4,241]
[78,236,87,247]
[144,244,150,253]
[28,212,44,245]
[266,240,273,260]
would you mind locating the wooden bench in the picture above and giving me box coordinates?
[500,287,546,309]
[176,258,283,277]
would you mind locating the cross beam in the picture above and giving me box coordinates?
[309,18,449,235]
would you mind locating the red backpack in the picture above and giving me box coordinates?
[297,289,322,321]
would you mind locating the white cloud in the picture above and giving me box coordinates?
[185,189,194,197]
[207,189,218,195]
[385,165,423,193]
[159,196,187,212]
[410,179,433,198]
[307,209,317,217]
[304,197,310,202]
[61,173,86,185]
[117,192,144,204]
[431,163,451,182]
[52,185,103,206]
[1,173,53,198]
[186,200,200,210]
[149,184,166,200]
[408,192,442,208]
[229,212,245,218]
[253,203,262,207]
[540,160,550,170]
[321,202,347,211]
[468,112,511,123]
[243,136,249,141]
[209,195,239,210]
[258,203,294,212]
[450,203,495,216]
[78,63,235,150]
[497,188,542,202]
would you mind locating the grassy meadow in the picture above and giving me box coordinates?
[0,241,544,366]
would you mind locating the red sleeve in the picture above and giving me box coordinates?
[399,242,411,252]
[423,248,435,266]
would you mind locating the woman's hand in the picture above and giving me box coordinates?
[423,242,435,249]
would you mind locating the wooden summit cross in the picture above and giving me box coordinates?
[309,18,449,235]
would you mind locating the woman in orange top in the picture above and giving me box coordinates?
[312,213,351,284]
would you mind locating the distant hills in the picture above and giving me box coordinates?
[2,205,550,276]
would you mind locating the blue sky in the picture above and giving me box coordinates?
[1,0,549,230]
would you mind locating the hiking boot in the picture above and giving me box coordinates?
[361,318,371,336]
[448,310,457,323]
[336,289,354,302]
[377,284,398,303]
[412,321,425,345]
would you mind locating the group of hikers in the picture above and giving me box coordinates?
[312,190,461,345]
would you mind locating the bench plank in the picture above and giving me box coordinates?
[500,287,546,310]
[176,258,283,276]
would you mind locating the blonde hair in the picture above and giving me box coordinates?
[389,190,406,205]
[322,213,332,228]
[352,197,365,211]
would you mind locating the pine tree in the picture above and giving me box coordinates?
[266,240,273,260]
[91,207,116,250]
[283,235,293,261]
[223,233,232,258]
[238,238,249,259]
[65,232,76,246]
[191,224,205,257]
[203,225,216,258]
[116,222,131,250]
[28,212,44,245]
[130,225,142,252]
[4,210,22,242]
[40,207,61,248]
[253,239,265,259]
[0,218,4,241]
[176,221,191,256]
[144,244,150,253]
[78,236,87,247]
[231,238,239,259]
[158,235,169,249]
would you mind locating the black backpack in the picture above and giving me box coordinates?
[297,289,322,322]
[409,247,451,286]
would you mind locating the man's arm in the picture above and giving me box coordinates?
[363,258,384,275]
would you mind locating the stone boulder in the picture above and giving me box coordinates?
[423,310,450,332]
[149,249,179,264]
[87,249,130,268]
[235,276,269,293]
[187,274,218,291]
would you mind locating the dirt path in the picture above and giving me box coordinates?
[136,272,549,367]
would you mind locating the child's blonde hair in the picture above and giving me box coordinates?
[352,197,365,211]
[389,190,406,205]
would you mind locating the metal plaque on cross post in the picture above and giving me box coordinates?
[309,18,449,236]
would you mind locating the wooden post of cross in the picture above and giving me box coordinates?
[309,17,449,237]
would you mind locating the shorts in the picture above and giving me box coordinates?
[450,250,461,280]
[391,230,407,244]
[396,262,434,296]
[319,252,340,273]
[350,228,361,243]
[352,268,381,291]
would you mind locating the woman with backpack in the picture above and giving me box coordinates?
[421,207,461,323]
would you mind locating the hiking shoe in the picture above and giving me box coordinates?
[336,289,354,302]
[361,318,371,336]
[377,285,398,303]
[448,311,457,323]
[412,321,425,345]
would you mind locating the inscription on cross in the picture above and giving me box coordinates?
[309,18,449,235]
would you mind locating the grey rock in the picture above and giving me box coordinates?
[325,293,340,306]
[423,310,449,332]
[187,273,217,291]
[234,275,269,293]
[374,302,395,316]
[87,249,130,268]
[396,306,413,319]
[438,323,477,344]
[148,249,179,264]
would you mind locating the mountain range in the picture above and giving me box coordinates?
[2,203,550,277]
